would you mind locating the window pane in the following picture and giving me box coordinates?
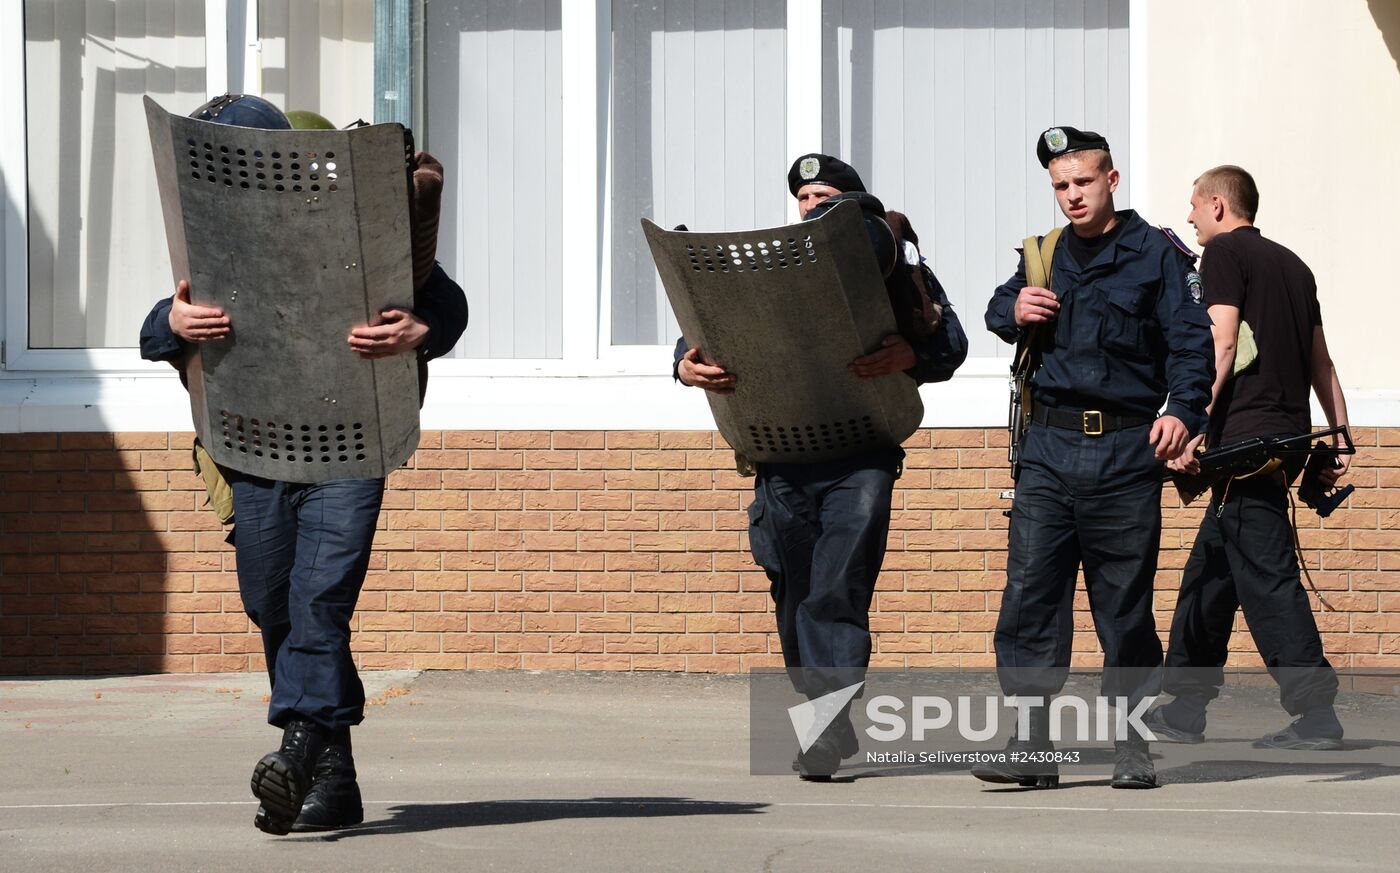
[258,0,375,127]
[425,0,564,359]
[25,0,208,349]
[610,0,789,346]
[821,0,1130,359]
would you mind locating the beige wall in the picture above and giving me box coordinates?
[1144,0,1400,392]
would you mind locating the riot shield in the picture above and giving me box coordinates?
[144,96,420,483]
[643,201,924,464]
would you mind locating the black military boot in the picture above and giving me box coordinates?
[1253,707,1344,751]
[251,719,327,835]
[794,730,844,782]
[792,706,860,782]
[292,729,364,831]
[1111,736,1157,789]
[972,706,1059,789]
[1141,705,1205,744]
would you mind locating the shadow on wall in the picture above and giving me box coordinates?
[2,10,249,677]
[1371,0,1400,74]
[0,428,249,677]
[24,4,205,350]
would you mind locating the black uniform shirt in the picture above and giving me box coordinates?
[985,209,1214,436]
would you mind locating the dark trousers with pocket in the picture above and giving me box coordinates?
[748,449,902,698]
[1163,472,1338,720]
[230,474,385,732]
[995,423,1164,708]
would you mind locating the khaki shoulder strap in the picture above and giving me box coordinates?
[1021,227,1063,291]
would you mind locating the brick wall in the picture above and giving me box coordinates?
[2,428,1397,676]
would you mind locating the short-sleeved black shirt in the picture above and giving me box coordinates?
[1202,226,1321,446]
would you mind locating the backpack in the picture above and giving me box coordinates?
[882,210,967,385]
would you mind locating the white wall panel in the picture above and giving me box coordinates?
[423,0,563,359]
[259,0,374,127]
[822,0,1130,359]
[24,0,207,349]
[609,0,789,346]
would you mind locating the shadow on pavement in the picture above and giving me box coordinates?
[1158,758,1400,786]
[288,796,769,841]
[844,741,1400,789]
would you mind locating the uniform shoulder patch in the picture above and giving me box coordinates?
[1159,226,1198,262]
[1186,270,1204,304]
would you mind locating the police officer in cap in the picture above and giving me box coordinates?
[977,127,1213,789]
[675,153,967,779]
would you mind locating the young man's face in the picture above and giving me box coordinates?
[1048,153,1119,234]
[1186,188,1223,246]
[796,183,842,218]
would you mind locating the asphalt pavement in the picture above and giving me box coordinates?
[3,670,1398,872]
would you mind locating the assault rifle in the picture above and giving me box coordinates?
[1006,332,1039,468]
[1171,426,1356,517]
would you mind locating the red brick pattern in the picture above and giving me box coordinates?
[2,429,1397,675]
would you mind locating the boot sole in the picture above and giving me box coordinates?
[971,765,1059,789]
[1111,776,1158,789]
[1144,727,1204,744]
[290,808,365,832]
[251,753,309,835]
[1252,736,1343,751]
[793,747,842,781]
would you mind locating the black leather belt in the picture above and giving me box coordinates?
[1032,405,1154,436]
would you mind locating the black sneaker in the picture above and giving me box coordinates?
[1141,706,1204,744]
[1110,739,1157,789]
[292,729,364,831]
[251,719,327,835]
[1253,719,1344,751]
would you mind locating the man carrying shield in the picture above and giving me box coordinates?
[674,153,967,779]
[140,94,467,833]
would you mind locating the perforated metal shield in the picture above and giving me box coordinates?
[145,96,420,483]
[643,201,924,464]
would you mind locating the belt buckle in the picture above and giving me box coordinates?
[1082,410,1104,436]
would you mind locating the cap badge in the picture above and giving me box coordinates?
[799,157,820,180]
[1044,128,1068,153]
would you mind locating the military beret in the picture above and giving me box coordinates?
[1036,126,1110,168]
[788,153,866,196]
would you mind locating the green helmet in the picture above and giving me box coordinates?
[285,109,336,131]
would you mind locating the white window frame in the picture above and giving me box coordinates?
[5,0,1388,432]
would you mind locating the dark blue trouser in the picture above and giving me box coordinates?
[747,449,901,698]
[1163,472,1338,725]
[230,474,385,731]
[996,423,1163,708]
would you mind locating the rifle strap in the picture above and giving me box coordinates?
[1289,490,1335,612]
[1021,227,1063,291]
[1014,227,1064,370]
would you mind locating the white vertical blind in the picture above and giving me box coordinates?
[822,0,1130,359]
[258,0,375,128]
[424,0,563,359]
[24,0,208,348]
[609,0,789,347]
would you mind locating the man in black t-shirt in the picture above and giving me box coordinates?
[1149,165,1352,750]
